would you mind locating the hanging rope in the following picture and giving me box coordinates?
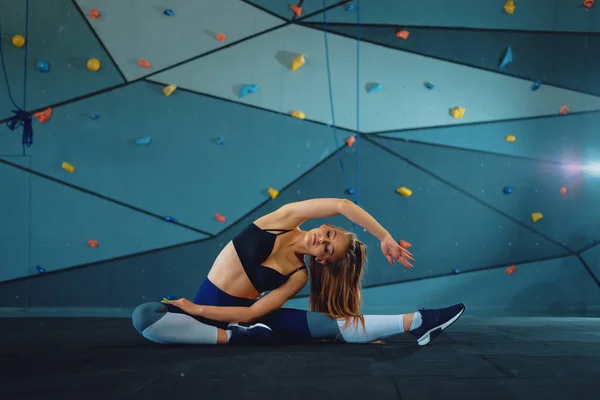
[0,0,34,155]
[321,0,361,229]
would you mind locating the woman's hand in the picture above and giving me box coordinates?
[161,297,198,314]
[380,236,414,268]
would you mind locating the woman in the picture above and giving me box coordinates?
[132,198,465,346]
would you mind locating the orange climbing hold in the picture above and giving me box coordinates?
[90,8,100,19]
[215,213,226,223]
[399,240,412,249]
[34,107,52,123]
[395,30,410,40]
[560,186,568,195]
[583,0,595,10]
[506,265,516,275]
[216,33,227,42]
[346,136,356,147]
[289,5,302,17]
[560,105,570,115]
[138,59,151,69]
[87,240,99,248]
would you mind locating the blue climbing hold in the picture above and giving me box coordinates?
[531,81,541,91]
[135,136,152,146]
[499,46,513,69]
[452,268,461,274]
[346,188,355,195]
[345,3,355,12]
[502,185,514,195]
[367,83,383,94]
[164,216,177,222]
[36,265,46,274]
[164,9,174,16]
[424,82,434,90]
[36,60,49,73]
[214,136,225,145]
[238,84,258,98]
[90,112,100,120]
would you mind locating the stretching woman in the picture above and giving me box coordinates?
[132,198,465,346]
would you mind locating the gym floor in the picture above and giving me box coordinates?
[1,316,598,399]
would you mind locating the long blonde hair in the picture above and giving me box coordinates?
[308,230,367,330]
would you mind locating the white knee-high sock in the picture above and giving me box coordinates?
[142,312,219,345]
[336,312,422,344]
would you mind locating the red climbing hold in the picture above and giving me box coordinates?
[289,5,302,17]
[583,0,594,10]
[90,8,100,19]
[506,265,516,275]
[34,107,52,123]
[87,240,99,248]
[399,240,412,249]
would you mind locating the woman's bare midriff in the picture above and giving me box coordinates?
[207,242,261,300]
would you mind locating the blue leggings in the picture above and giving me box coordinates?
[134,278,342,344]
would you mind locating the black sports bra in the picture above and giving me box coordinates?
[232,223,307,293]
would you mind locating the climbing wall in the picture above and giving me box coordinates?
[0,0,598,315]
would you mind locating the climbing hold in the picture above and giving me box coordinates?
[346,188,355,195]
[238,84,258,98]
[163,84,177,97]
[560,186,568,195]
[531,81,541,91]
[164,8,175,16]
[505,134,516,142]
[213,136,225,145]
[503,0,516,14]
[135,136,152,146]
[396,187,412,197]
[346,136,356,147]
[367,83,383,93]
[214,213,226,223]
[424,82,434,90]
[583,0,595,9]
[34,107,52,123]
[90,8,100,19]
[506,265,516,275]
[87,58,101,72]
[12,34,25,48]
[291,111,305,120]
[36,60,50,73]
[90,113,100,120]
[499,46,513,69]
[531,212,544,223]
[216,33,227,42]
[289,5,302,17]
[267,187,279,199]
[452,268,461,274]
[502,185,514,195]
[291,54,306,71]
[560,105,570,115]
[345,3,355,12]
[36,265,46,274]
[87,240,99,248]
[396,30,410,40]
[61,161,75,173]
[138,59,151,69]
[164,216,177,222]
[450,107,465,119]
[399,240,412,249]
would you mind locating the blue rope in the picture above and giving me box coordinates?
[322,0,361,232]
[0,0,34,154]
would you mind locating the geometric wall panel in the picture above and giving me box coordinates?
[370,136,600,252]
[0,160,206,282]
[581,245,600,283]
[0,81,346,235]
[74,0,284,81]
[307,24,600,96]
[376,111,600,164]
[150,24,600,133]
[0,0,124,121]
[304,0,600,33]
[245,0,344,20]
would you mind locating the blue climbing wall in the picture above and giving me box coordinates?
[0,0,598,316]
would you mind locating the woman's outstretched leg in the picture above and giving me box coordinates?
[132,302,272,345]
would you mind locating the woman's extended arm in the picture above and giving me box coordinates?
[164,272,307,323]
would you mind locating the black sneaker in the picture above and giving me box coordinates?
[227,322,273,345]
[410,303,466,346]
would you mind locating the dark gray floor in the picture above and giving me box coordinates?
[0,316,598,399]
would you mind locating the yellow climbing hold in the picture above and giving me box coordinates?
[505,135,516,142]
[87,58,101,72]
[267,187,279,199]
[61,162,75,173]
[12,34,25,48]
[396,187,412,197]
[450,107,465,119]
[531,212,544,223]
[504,0,516,15]
[163,84,177,97]
[291,55,305,71]
[291,111,305,120]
